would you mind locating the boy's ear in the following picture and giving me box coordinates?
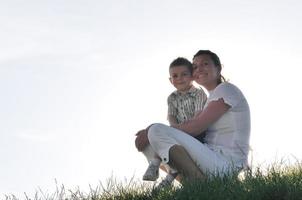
[169,77,173,84]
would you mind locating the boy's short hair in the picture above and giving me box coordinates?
[169,57,193,75]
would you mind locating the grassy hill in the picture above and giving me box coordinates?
[5,163,302,200]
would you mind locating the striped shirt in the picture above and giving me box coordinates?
[167,86,207,124]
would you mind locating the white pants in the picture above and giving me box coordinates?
[147,123,239,176]
[142,142,177,173]
[142,145,157,163]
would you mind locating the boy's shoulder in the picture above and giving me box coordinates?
[190,86,207,96]
[192,85,204,92]
[167,90,179,101]
[168,86,207,100]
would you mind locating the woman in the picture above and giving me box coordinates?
[135,50,250,181]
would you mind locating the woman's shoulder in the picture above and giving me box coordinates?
[216,82,238,90]
[209,82,247,108]
[214,82,243,96]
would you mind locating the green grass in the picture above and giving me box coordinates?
[5,163,302,200]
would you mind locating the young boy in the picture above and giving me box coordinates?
[142,57,207,188]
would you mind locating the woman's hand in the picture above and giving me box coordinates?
[135,129,149,151]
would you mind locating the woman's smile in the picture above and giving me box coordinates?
[195,73,207,79]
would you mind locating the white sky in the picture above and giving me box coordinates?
[1,0,302,198]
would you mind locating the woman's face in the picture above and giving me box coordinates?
[192,54,219,90]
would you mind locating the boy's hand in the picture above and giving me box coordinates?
[135,129,149,151]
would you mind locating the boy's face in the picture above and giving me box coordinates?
[169,65,193,92]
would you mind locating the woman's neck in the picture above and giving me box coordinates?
[203,82,219,91]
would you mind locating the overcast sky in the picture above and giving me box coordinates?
[1,0,302,198]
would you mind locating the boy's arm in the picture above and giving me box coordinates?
[167,94,179,126]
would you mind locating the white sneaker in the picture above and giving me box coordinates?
[155,173,177,190]
[142,163,159,181]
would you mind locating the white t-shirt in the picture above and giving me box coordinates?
[204,82,251,167]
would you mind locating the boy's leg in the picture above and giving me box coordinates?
[156,165,178,189]
[142,145,161,181]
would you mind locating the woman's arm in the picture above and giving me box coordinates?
[173,98,230,136]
